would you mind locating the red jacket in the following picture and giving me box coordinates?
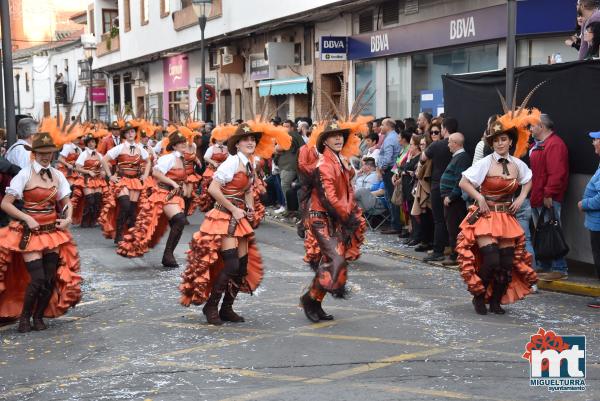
[529,133,569,208]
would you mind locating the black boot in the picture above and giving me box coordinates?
[489,247,514,315]
[81,194,95,228]
[183,197,192,225]
[161,213,186,267]
[92,192,103,226]
[300,292,321,323]
[127,201,138,228]
[18,259,44,333]
[316,302,334,320]
[219,255,247,322]
[33,253,60,331]
[115,195,130,243]
[472,293,488,315]
[202,291,224,326]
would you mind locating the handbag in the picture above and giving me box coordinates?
[533,207,570,261]
[390,180,403,206]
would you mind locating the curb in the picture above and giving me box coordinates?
[382,247,600,298]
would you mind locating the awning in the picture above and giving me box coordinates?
[258,77,308,97]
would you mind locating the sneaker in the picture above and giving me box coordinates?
[274,206,286,214]
[587,297,600,308]
[423,253,445,262]
[414,244,432,252]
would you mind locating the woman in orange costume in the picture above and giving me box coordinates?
[457,101,539,315]
[73,134,107,228]
[139,127,158,190]
[0,132,81,333]
[56,137,83,186]
[180,121,290,325]
[117,131,188,267]
[198,130,231,213]
[99,122,151,244]
[181,129,202,223]
[300,121,367,322]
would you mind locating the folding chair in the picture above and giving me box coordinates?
[363,196,391,231]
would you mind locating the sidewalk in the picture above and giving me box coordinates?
[265,208,600,298]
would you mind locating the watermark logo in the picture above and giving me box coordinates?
[522,328,586,392]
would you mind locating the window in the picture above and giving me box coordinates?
[382,1,399,25]
[160,0,170,17]
[294,43,301,65]
[123,72,132,107]
[124,0,131,32]
[209,48,218,70]
[141,0,149,25]
[89,8,95,35]
[25,72,30,92]
[303,27,312,65]
[411,44,498,116]
[102,9,118,33]
[386,56,410,118]
[358,11,373,33]
[168,90,189,122]
[354,61,376,116]
[113,74,121,110]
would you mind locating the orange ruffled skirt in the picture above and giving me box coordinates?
[117,187,184,257]
[179,208,263,306]
[252,177,267,229]
[0,222,82,318]
[98,178,147,239]
[70,175,108,225]
[197,168,216,213]
[456,207,537,305]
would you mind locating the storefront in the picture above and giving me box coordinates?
[348,0,577,118]
[163,54,190,122]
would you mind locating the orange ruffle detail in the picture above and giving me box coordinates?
[98,179,147,239]
[456,208,537,304]
[118,177,144,191]
[117,188,184,258]
[57,165,80,184]
[70,185,84,225]
[197,168,216,212]
[251,177,267,228]
[185,173,202,184]
[0,226,82,318]
[179,212,262,306]
[72,175,107,190]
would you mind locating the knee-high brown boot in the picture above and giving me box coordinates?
[473,244,500,315]
[33,252,60,331]
[115,195,130,243]
[489,247,514,315]
[203,249,238,325]
[81,194,95,228]
[183,197,192,225]
[162,213,186,267]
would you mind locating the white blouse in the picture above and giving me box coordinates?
[154,151,183,174]
[6,161,71,200]
[75,148,100,166]
[106,142,149,161]
[214,152,250,185]
[59,142,81,158]
[462,152,532,187]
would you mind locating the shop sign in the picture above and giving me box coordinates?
[91,87,107,103]
[348,5,507,60]
[250,54,270,81]
[320,36,347,60]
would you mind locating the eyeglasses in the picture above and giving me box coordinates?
[430,130,440,135]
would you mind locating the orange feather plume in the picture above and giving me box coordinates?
[211,124,236,142]
[497,107,541,158]
[247,120,291,159]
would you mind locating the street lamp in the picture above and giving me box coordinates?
[192,0,212,122]
[83,41,97,121]
[13,67,22,115]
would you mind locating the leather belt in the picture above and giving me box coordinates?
[19,222,57,250]
[309,211,328,219]
[487,202,512,213]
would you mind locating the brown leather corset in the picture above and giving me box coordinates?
[116,153,142,178]
[184,151,196,175]
[481,176,519,203]
[23,186,58,225]
[83,158,102,174]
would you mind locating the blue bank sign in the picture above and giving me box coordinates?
[320,36,347,61]
[348,5,507,60]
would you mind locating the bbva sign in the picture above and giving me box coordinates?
[450,16,476,40]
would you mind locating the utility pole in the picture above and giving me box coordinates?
[0,0,17,145]
[506,0,517,108]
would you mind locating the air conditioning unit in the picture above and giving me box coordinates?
[219,46,236,56]
[132,69,146,81]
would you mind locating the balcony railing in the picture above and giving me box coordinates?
[173,0,222,31]
[96,30,120,57]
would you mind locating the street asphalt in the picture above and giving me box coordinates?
[0,214,598,401]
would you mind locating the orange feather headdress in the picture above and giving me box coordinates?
[246,119,291,159]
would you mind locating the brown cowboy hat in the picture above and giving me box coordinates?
[316,121,350,154]
[166,131,187,151]
[109,121,121,130]
[83,134,97,146]
[484,120,518,149]
[227,123,262,155]
[25,132,58,153]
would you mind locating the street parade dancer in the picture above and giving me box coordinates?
[181,127,202,224]
[180,121,290,325]
[0,129,82,333]
[72,132,109,228]
[300,119,368,322]
[98,121,151,244]
[456,90,540,315]
[117,131,189,267]
[198,128,232,212]
[56,134,83,186]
